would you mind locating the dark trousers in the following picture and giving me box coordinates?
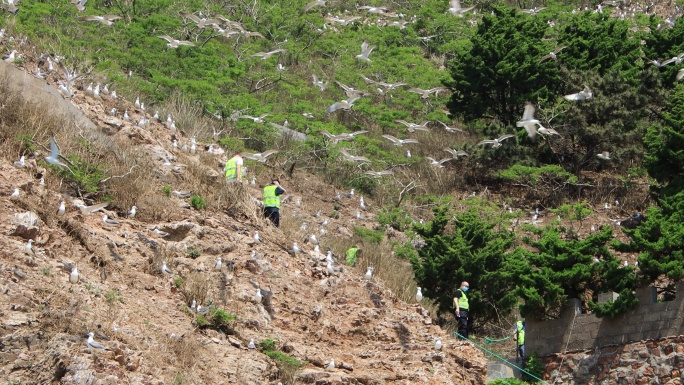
[456,310,469,339]
[517,344,525,360]
[264,207,280,227]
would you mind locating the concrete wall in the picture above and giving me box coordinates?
[527,283,684,357]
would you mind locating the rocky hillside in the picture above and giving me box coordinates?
[0,59,487,384]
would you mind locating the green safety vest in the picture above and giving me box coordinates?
[345,248,359,265]
[516,320,525,345]
[224,157,239,181]
[458,290,469,311]
[263,185,280,208]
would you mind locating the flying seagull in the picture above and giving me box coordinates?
[444,148,469,158]
[437,120,466,133]
[45,136,73,172]
[303,0,325,13]
[326,96,360,113]
[426,157,454,168]
[157,35,196,48]
[539,46,567,63]
[382,134,419,146]
[516,103,540,140]
[564,85,593,101]
[596,151,611,160]
[394,120,431,133]
[339,148,370,163]
[355,40,376,62]
[448,0,474,16]
[251,49,286,60]
[364,170,393,178]
[478,134,515,148]
[320,130,368,143]
[80,15,122,26]
[241,150,279,162]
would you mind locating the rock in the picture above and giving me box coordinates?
[10,224,40,240]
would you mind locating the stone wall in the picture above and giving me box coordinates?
[539,337,684,385]
[527,283,684,357]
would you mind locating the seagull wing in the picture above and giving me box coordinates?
[522,103,535,121]
[180,12,201,24]
[478,139,496,146]
[381,134,399,143]
[157,35,175,43]
[351,130,368,136]
[498,134,515,141]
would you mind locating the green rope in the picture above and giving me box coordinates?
[485,334,514,344]
[454,332,551,385]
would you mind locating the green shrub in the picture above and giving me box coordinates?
[187,247,201,259]
[162,185,172,197]
[377,205,413,231]
[173,277,184,288]
[353,227,384,243]
[259,338,277,351]
[195,314,208,327]
[521,354,544,383]
[496,164,578,185]
[209,308,236,326]
[190,195,207,210]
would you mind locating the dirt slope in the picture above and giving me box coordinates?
[0,59,487,384]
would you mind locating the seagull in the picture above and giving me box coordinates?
[251,49,286,60]
[303,0,326,13]
[254,288,262,303]
[435,337,443,351]
[58,201,66,215]
[326,260,336,274]
[102,215,120,226]
[358,5,389,13]
[242,150,279,163]
[248,339,256,349]
[596,151,611,160]
[536,124,561,137]
[253,231,263,243]
[70,265,79,283]
[76,201,109,215]
[238,113,271,123]
[394,119,431,132]
[215,257,222,271]
[661,53,684,66]
[364,170,394,178]
[444,148,469,158]
[516,103,540,140]
[364,266,373,280]
[128,205,137,218]
[355,41,376,62]
[86,332,110,350]
[326,358,335,370]
[10,188,20,198]
[80,15,122,26]
[416,287,423,302]
[677,68,684,82]
[3,50,18,63]
[73,0,87,12]
[426,157,454,168]
[25,239,36,255]
[437,120,466,133]
[448,0,474,16]
[180,12,221,29]
[13,155,25,168]
[292,242,301,254]
[382,134,419,146]
[564,85,593,101]
[539,46,567,62]
[45,136,72,171]
[326,96,360,113]
[407,86,449,99]
[339,148,370,163]
[360,196,366,210]
[190,300,197,312]
[478,134,515,148]
[157,35,196,48]
[161,261,174,275]
[320,130,368,143]
[520,6,547,15]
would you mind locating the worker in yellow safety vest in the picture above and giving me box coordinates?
[453,281,470,339]
[224,154,243,183]
[263,179,286,227]
[514,319,525,361]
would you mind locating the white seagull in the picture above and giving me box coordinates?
[426,157,454,168]
[102,215,120,226]
[13,155,25,168]
[364,265,373,280]
[564,85,593,101]
[45,136,72,171]
[255,288,262,303]
[516,103,540,140]
[478,134,515,148]
[70,265,79,283]
[596,151,611,160]
[161,261,174,275]
[58,201,66,215]
[382,134,419,146]
[355,40,376,62]
[86,332,110,350]
[416,287,423,302]
[215,257,222,271]
[158,35,196,48]
[448,0,474,16]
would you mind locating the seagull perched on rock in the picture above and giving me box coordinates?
[152,227,170,238]
[326,358,335,370]
[215,257,222,271]
[478,134,515,148]
[382,134,419,146]
[102,215,120,226]
[364,265,374,280]
[10,188,20,198]
[58,201,66,215]
[70,265,79,283]
[253,231,263,243]
[416,287,423,302]
[86,332,110,351]
[248,339,256,349]
[564,85,593,101]
[435,337,443,350]
[127,205,137,218]
[25,239,36,255]
[254,288,262,303]
[161,261,174,275]
[355,40,376,62]
[13,155,25,168]
[157,35,196,48]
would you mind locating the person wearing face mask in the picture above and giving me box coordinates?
[453,281,470,339]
